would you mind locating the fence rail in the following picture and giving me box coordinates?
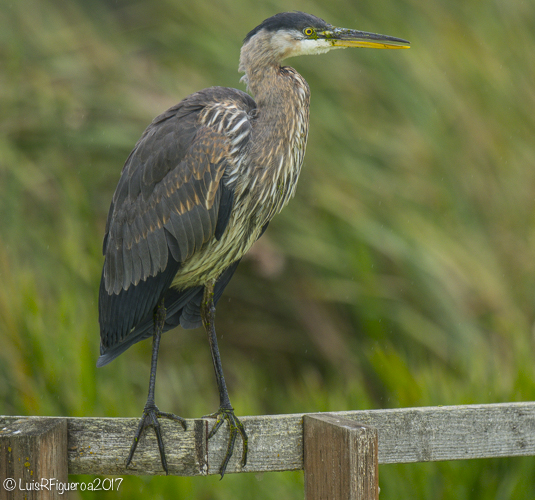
[2,402,535,499]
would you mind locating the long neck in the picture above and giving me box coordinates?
[239,30,310,110]
[237,35,311,219]
[239,31,281,98]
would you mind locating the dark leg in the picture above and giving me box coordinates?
[201,279,248,478]
[126,300,187,474]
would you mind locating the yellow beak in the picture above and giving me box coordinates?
[322,28,410,50]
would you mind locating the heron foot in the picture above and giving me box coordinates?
[126,401,187,475]
[204,406,248,478]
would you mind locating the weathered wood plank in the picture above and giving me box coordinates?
[0,418,68,499]
[66,414,302,476]
[304,415,378,500]
[1,402,535,476]
[65,417,208,476]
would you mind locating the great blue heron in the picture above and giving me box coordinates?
[98,11,409,477]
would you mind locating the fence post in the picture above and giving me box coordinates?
[304,414,378,500]
[0,418,68,500]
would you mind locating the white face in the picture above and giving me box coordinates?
[270,29,342,60]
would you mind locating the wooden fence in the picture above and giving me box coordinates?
[2,402,535,499]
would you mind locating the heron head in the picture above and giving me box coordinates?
[241,11,410,64]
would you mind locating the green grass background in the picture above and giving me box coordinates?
[1,0,535,497]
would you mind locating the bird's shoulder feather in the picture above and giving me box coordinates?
[98,87,256,351]
[102,87,256,295]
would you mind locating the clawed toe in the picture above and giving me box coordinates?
[126,402,187,475]
[205,407,248,478]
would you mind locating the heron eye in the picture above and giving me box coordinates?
[303,27,314,37]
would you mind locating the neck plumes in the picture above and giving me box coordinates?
[238,32,311,218]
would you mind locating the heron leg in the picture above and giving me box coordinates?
[126,299,187,475]
[201,278,248,478]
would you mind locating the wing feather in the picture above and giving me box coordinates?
[164,227,181,262]
[133,215,151,281]
[130,238,142,286]
[99,87,257,355]
[165,212,188,261]
[122,236,133,289]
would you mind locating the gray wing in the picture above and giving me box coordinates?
[98,87,255,353]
